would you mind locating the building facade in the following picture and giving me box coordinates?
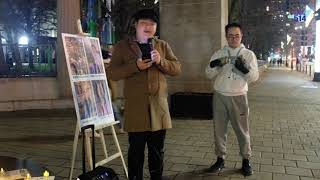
[0,0,229,111]
[240,0,316,64]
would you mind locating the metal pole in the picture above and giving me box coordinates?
[291,47,294,70]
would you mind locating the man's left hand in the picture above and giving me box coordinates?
[235,57,249,74]
[151,50,161,65]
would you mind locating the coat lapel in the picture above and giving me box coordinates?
[128,38,142,59]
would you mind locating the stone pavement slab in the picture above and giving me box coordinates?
[0,67,320,180]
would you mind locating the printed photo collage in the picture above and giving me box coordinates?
[62,34,114,128]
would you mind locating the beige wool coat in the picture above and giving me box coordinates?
[108,37,181,132]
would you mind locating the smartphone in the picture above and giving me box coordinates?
[142,53,151,60]
[142,45,152,61]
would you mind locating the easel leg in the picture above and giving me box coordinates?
[69,123,80,180]
[111,125,128,178]
[85,129,93,170]
[98,129,109,159]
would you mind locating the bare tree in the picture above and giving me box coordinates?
[0,2,6,65]
[0,0,56,72]
[229,0,288,60]
[0,0,23,71]
[228,0,242,23]
[0,31,5,64]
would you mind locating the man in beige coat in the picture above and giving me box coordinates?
[108,9,181,180]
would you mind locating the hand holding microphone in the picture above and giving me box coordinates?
[148,38,161,64]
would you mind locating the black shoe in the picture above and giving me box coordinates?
[204,157,225,173]
[241,159,253,176]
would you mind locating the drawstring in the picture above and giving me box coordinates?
[227,47,243,61]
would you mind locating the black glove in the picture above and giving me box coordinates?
[235,57,249,74]
[209,59,222,68]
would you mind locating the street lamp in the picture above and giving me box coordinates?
[18,36,29,45]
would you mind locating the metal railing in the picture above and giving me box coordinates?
[0,43,57,78]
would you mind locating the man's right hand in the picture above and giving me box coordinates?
[209,59,222,68]
[136,58,153,70]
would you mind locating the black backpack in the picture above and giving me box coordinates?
[77,125,119,180]
[77,166,118,180]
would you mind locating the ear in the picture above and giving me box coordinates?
[134,22,138,29]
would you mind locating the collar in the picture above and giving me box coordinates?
[225,44,245,57]
[127,36,158,43]
[126,36,158,58]
[225,44,245,50]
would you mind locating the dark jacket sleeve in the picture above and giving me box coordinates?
[156,42,181,76]
[108,41,140,81]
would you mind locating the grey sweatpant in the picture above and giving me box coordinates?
[213,92,252,159]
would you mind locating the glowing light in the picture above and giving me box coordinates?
[43,170,49,177]
[288,14,294,19]
[287,34,292,45]
[18,36,29,45]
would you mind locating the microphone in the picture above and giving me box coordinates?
[147,37,154,51]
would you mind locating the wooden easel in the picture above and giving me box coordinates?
[68,121,127,179]
[68,19,128,180]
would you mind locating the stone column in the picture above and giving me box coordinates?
[160,0,228,93]
[56,0,81,98]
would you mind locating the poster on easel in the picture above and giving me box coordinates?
[62,33,114,130]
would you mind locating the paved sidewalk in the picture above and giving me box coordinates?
[0,67,320,180]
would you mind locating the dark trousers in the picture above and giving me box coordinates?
[128,130,166,180]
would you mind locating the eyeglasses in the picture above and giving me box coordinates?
[227,35,241,40]
[138,20,157,26]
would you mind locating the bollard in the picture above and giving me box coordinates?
[310,65,312,76]
[299,64,301,72]
[306,65,308,74]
